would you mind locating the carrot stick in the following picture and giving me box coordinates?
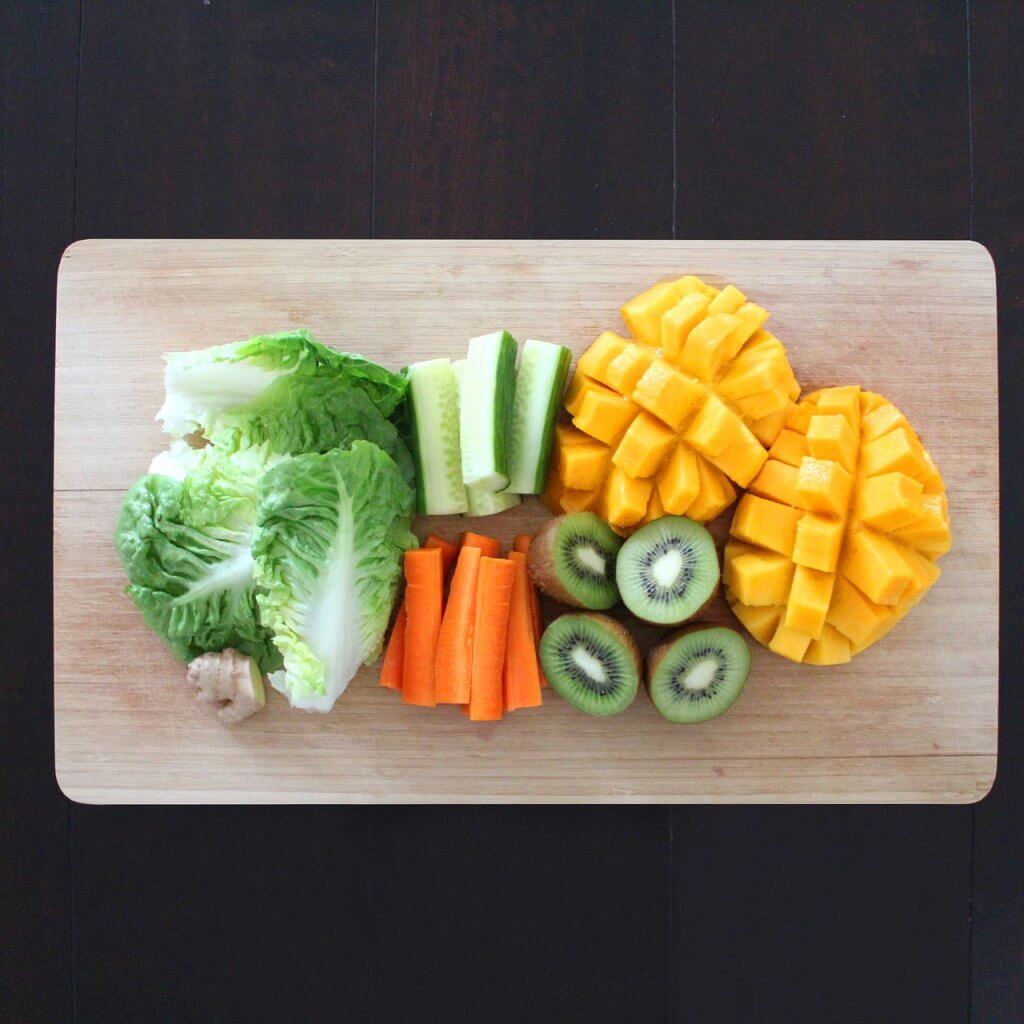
[380,537,452,691]
[425,534,459,579]
[503,552,543,711]
[401,547,444,707]
[434,545,482,704]
[379,603,407,691]
[468,557,515,721]
[512,534,548,687]
[461,531,502,558]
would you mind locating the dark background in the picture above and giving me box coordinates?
[1,2,1019,1022]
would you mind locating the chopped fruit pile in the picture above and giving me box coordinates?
[379,532,548,721]
[723,386,952,664]
[543,275,800,532]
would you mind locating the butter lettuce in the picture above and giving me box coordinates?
[157,329,408,440]
[114,444,283,671]
[253,441,416,712]
[207,375,414,486]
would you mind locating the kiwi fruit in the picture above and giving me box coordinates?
[615,515,719,625]
[529,512,622,610]
[539,613,641,717]
[646,626,750,723]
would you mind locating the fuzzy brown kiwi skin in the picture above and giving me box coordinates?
[644,623,712,691]
[631,579,719,628]
[576,613,643,680]
[528,517,586,607]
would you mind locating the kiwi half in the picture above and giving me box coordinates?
[529,512,622,610]
[646,625,750,723]
[539,613,641,717]
[615,516,719,625]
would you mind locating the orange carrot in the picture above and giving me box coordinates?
[468,557,515,721]
[503,552,543,711]
[379,603,408,691]
[434,545,482,704]
[380,537,453,691]
[512,533,548,688]
[402,547,444,707]
[425,534,459,579]
[461,531,502,558]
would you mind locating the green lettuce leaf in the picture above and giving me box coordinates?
[253,441,416,712]
[114,444,282,671]
[157,329,407,440]
[207,375,415,487]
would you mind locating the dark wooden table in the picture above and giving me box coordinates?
[2,3,1019,1021]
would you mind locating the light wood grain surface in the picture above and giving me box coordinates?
[53,239,998,803]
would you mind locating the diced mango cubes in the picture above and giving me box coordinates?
[602,467,653,529]
[546,273,801,530]
[572,389,637,446]
[795,456,853,517]
[749,459,799,506]
[612,412,676,478]
[657,442,701,515]
[557,439,611,490]
[731,493,800,556]
[632,361,704,429]
[724,387,951,664]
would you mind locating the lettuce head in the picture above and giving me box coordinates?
[253,441,416,713]
[157,329,408,442]
[114,444,283,671]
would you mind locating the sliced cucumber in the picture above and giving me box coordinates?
[465,485,521,517]
[405,358,468,515]
[459,330,517,492]
[453,359,519,517]
[507,339,572,494]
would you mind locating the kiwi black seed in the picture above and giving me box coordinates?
[646,626,750,723]
[615,515,719,625]
[539,613,641,717]
[528,512,622,610]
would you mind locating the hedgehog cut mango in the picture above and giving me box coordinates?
[543,275,801,531]
[723,386,951,664]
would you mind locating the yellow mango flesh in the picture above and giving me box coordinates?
[725,388,950,663]
[612,412,676,479]
[548,274,801,531]
[557,440,611,491]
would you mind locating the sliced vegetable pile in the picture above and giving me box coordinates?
[528,511,751,723]
[116,330,417,721]
[379,532,547,721]
[116,272,954,731]
[406,333,571,516]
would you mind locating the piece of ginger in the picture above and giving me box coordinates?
[187,649,266,724]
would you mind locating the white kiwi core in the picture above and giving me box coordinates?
[574,544,606,575]
[652,548,684,588]
[683,658,719,691]
[572,646,607,683]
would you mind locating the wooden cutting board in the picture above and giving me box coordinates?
[53,239,998,803]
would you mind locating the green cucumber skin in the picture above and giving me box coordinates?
[529,344,571,492]
[491,331,518,482]
[405,383,430,514]
[460,330,518,492]
[507,341,572,493]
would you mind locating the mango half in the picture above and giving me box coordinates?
[723,386,951,664]
[545,275,801,531]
